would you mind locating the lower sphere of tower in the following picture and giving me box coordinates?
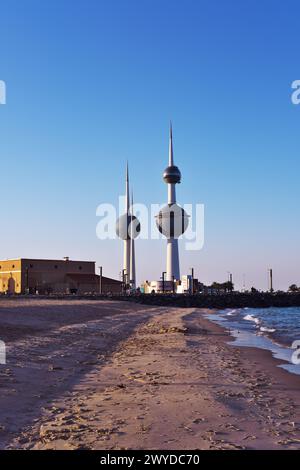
[116,214,141,240]
[156,204,189,239]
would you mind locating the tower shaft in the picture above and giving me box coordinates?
[130,192,136,289]
[168,184,176,205]
[130,238,136,288]
[123,239,130,286]
[166,238,180,281]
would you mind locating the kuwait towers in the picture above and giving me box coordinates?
[156,123,189,282]
[116,164,140,289]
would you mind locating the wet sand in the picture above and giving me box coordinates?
[0,299,299,450]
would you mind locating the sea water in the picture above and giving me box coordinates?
[205,307,300,376]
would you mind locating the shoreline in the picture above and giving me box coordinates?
[0,299,300,449]
[204,309,300,377]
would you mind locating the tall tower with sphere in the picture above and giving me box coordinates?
[116,164,140,288]
[156,123,189,282]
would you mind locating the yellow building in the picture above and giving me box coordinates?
[0,257,122,295]
[0,259,22,294]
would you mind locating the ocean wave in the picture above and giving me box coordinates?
[226,309,237,316]
[260,326,276,333]
[243,314,260,325]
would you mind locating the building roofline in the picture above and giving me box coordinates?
[0,258,96,263]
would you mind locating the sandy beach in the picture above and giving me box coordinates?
[0,298,299,450]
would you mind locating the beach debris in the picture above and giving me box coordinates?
[192,418,205,424]
[277,438,300,445]
[242,435,257,441]
[48,365,63,371]
[158,326,187,334]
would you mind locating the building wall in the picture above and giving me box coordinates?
[142,280,175,293]
[0,258,95,294]
[66,276,123,294]
[100,281,123,294]
[0,259,22,294]
[20,258,95,294]
[0,258,122,295]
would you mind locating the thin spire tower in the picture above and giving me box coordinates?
[123,162,130,286]
[116,163,140,291]
[169,121,174,165]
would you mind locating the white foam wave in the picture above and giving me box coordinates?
[243,314,260,325]
[226,309,237,316]
[260,326,276,333]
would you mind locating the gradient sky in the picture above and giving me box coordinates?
[0,0,299,290]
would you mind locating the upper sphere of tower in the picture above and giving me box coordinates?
[163,165,181,184]
[116,214,140,240]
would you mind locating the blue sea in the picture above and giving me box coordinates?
[206,307,300,376]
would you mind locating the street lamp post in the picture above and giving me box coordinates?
[25,267,29,294]
[190,267,194,295]
[161,271,166,293]
[122,269,126,294]
[98,266,103,295]
[269,268,274,293]
[227,271,233,292]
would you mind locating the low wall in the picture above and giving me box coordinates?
[1,292,300,309]
[130,292,300,309]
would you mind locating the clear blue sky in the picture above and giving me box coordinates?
[1,0,299,290]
